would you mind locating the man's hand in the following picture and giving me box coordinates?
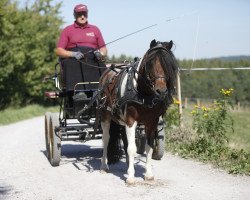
[94,50,102,61]
[71,51,84,60]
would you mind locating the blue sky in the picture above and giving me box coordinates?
[23,0,250,59]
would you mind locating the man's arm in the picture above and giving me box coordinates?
[56,47,107,58]
[55,47,74,58]
[55,48,84,60]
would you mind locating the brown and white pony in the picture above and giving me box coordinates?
[99,39,178,184]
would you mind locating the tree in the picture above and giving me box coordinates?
[0,0,63,109]
[179,59,250,104]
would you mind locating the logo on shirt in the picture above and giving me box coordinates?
[86,32,95,37]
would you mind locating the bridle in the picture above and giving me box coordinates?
[140,44,170,92]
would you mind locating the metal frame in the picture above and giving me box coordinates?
[49,62,102,143]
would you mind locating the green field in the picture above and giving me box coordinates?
[229,111,250,151]
[0,105,59,126]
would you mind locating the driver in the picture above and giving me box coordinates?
[55,3,108,107]
[55,4,107,61]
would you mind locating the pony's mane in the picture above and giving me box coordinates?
[144,47,178,99]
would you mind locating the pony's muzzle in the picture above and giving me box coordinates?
[156,88,167,95]
[155,88,168,101]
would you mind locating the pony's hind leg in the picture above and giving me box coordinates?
[125,121,137,184]
[100,120,111,172]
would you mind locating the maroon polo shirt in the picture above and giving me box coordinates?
[57,22,106,50]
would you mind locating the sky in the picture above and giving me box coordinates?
[23,0,250,59]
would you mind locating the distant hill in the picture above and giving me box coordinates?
[178,56,250,61]
[210,55,250,61]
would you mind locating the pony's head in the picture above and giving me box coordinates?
[139,39,178,104]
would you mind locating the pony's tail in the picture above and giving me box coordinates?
[107,120,126,164]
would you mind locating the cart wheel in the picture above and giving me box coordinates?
[45,112,51,158]
[152,126,165,160]
[48,113,61,166]
[136,136,146,154]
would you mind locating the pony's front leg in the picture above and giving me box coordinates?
[125,121,137,184]
[145,143,154,181]
[100,120,111,172]
[144,124,157,181]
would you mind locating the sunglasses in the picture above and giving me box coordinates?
[75,12,88,18]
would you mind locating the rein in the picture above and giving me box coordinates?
[60,57,127,71]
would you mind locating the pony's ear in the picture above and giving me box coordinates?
[150,39,157,48]
[168,40,173,50]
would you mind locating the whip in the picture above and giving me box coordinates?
[83,11,199,56]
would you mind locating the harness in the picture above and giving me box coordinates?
[113,62,141,112]
[111,61,166,116]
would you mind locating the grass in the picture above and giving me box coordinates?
[228,111,250,152]
[182,107,250,153]
[0,105,59,126]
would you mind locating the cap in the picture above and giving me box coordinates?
[74,4,88,13]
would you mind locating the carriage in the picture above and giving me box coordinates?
[44,53,104,166]
[44,47,167,167]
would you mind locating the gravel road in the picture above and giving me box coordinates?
[0,116,249,200]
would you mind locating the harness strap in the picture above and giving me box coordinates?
[77,66,116,124]
[113,62,146,113]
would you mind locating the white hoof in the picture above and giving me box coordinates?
[100,169,109,174]
[144,175,154,181]
[100,165,109,173]
[126,177,136,185]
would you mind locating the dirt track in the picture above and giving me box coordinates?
[0,116,249,200]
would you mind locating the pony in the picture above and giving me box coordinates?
[98,39,178,184]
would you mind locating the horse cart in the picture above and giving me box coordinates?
[44,52,166,167]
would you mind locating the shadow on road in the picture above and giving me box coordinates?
[62,143,102,171]
[41,142,146,182]
[0,184,12,198]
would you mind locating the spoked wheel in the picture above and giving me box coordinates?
[48,113,61,166]
[45,112,51,158]
[152,122,165,160]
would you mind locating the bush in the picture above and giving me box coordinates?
[165,89,250,175]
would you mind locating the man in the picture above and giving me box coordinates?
[56,4,107,61]
[55,3,107,95]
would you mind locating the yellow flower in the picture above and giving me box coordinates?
[202,106,207,111]
[173,98,181,105]
[220,88,234,97]
[194,105,199,109]
[203,113,208,117]
[220,89,225,94]
[191,110,197,115]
